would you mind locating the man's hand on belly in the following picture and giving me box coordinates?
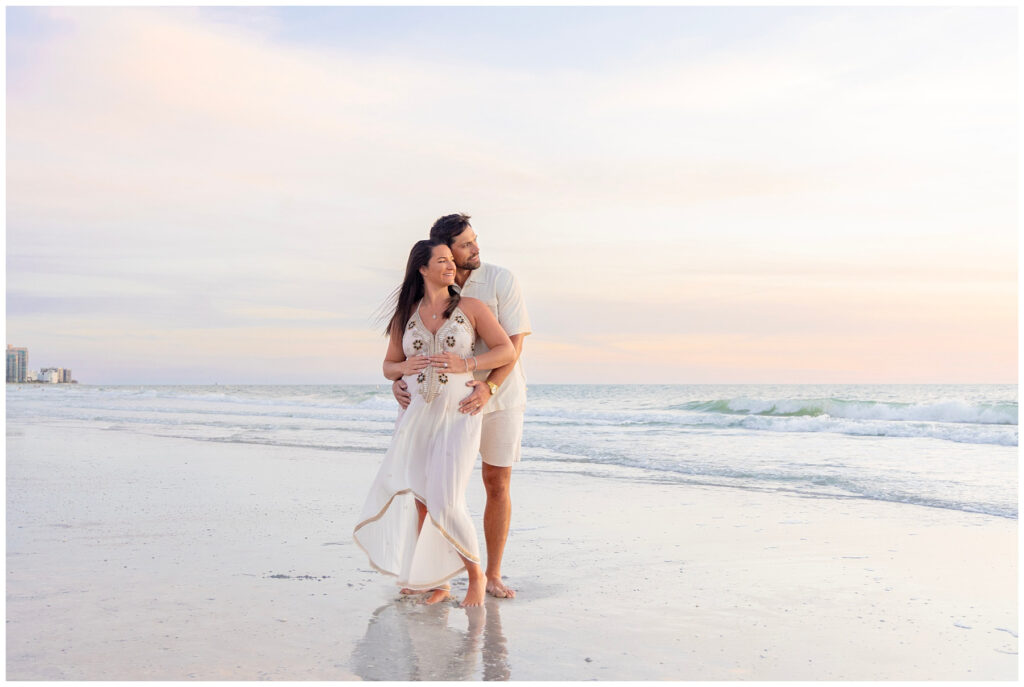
[459,381,492,416]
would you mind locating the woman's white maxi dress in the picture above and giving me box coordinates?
[354,306,482,590]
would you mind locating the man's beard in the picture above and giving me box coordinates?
[458,257,481,271]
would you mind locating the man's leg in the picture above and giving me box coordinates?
[482,462,514,598]
[479,407,524,598]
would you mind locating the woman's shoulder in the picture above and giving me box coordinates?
[455,296,486,320]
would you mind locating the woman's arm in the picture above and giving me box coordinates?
[459,299,514,370]
[456,333,526,415]
[382,325,429,381]
[480,333,525,383]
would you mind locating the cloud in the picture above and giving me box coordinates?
[225,306,344,322]
[6,6,1017,383]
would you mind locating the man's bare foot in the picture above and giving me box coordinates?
[461,570,487,607]
[485,576,516,599]
[423,587,451,605]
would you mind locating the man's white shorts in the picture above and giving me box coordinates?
[480,407,525,467]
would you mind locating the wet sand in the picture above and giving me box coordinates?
[6,421,1017,679]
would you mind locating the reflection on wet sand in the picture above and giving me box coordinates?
[481,596,510,681]
[351,596,510,680]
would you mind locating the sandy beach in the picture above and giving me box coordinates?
[6,420,1017,680]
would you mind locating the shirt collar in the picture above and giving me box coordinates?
[456,263,489,293]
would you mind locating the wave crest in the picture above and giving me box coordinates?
[676,397,1017,425]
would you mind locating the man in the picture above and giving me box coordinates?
[393,213,530,599]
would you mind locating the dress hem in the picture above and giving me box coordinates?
[352,488,481,584]
[352,533,467,591]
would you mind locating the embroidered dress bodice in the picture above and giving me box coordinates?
[402,305,476,403]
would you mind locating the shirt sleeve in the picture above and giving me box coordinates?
[495,268,532,337]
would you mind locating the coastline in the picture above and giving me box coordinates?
[6,420,1017,680]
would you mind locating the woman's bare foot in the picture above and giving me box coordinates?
[423,587,451,605]
[485,576,516,599]
[400,584,449,599]
[461,570,487,607]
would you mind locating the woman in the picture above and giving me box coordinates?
[354,240,515,607]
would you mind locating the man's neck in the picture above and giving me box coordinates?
[454,267,472,289]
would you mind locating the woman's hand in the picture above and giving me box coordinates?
[399,355,430,377]
[426,351,471,373]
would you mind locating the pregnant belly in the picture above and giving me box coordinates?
[404,370,473,406]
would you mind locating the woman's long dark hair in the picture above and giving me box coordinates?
[383,239,460,337]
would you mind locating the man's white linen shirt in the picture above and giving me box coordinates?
[455,262,531,414]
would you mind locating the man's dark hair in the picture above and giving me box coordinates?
[429,213,472,246]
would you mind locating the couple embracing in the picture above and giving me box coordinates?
[354,213,531,607]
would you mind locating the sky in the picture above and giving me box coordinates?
[5,5,1018,384]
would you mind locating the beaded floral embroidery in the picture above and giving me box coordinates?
[403,306,475,403]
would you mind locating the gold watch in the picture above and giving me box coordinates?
[485,381,499,396]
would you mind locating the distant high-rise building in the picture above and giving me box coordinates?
[7,345,28,383]
[40,367,63,384]
[60,369,73,383]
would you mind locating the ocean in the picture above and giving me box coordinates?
[6,383,1017,519]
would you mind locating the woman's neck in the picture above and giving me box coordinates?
[420,283,449,309]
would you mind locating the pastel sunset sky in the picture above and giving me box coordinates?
[5,5,1017,384]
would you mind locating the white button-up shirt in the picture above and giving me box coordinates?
[455,262,531,413]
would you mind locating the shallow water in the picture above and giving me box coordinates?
[6,383,1017,518]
